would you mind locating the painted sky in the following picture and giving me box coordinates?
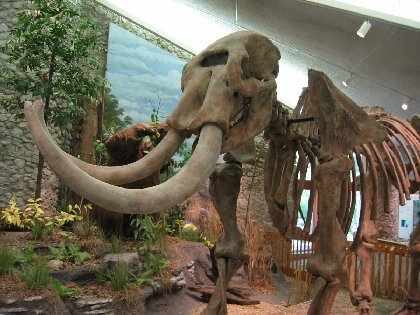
[106,23,186,123]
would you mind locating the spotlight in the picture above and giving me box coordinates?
[342,73,353,88]
[357,21,372,38]
[402,103,408,111]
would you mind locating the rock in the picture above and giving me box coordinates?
[0,297,17,305]
[84,309,114,314]
[75,297,113,308]
[170,272,186,290]
[102,252,141,271]
[23,296,44,302]
[0,307,28,313]
[51,265,97,284]
[47,260,64,270]
[15,159,25,169]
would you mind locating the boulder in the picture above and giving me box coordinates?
[102,252,141,271]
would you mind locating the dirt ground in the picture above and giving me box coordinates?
[191,289,402,314]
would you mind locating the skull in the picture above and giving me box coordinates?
[167,31,281,159]
[23,31,281,215]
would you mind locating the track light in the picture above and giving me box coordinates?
[342,73,354,88]
[402,103,408,111]
[357,20,372,38]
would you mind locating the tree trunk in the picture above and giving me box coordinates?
[79,98,98,164]
[34,54,55,199]
[34,152,44,199]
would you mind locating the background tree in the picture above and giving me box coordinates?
[0,0,105,198]
[103,87,133,138]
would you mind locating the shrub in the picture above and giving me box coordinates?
[179,223,201,242]
[0,246,17,275]
[110,235,122,254]
[109,262,130,291]
[20,259,50,289]
[142,250,168,276]
[31,222,53,240]
[130,215,166,248]
[96,261,131,291]
[0,197,82,239]
[163,205,185,236]
[15,246,37,266]
[51,279,79,298]
[49,244,91,264]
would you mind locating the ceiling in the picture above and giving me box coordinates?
[172,0,420,119]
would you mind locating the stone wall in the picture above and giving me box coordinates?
[0,0,35,208]
[0,0,72,210]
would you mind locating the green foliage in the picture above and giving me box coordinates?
[96,88,134,165]
[31,222,53,240]
[140,249,168,277]
[150,107,160,124]
[162,141,193,180]
[20,259,50,289]
[95,262,133,291]
[110,235,122,254]
[0,0,104,126]
[177,142,193,167]
[129,215,166,248]
[0,247,18,275]
[109,262,130,291]
[15,246,37,266]
[163,206,185,236]
[51,279,79,298]
[179,223,202,242]
[94,138,108,166]
[103,87,133,137]
[48,243,91,264]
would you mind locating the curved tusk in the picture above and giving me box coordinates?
[25,100,222,214]
[34,101,185,185]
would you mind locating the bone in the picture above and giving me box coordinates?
[25,100,222,214]
[34,100,184,185]
[370,142,391,213]
[381,141,406,205]
[349,152,378,315]
[202,161,245,315]
[307,156,352,315]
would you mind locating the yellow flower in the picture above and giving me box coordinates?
[182,223,198,232]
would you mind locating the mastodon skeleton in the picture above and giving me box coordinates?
[23,29,419,315]
[265,70,420,314]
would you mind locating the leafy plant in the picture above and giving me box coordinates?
[130,215,166,248]
[49,244,91,264]
[15,246,37,266]
[141,250,168,277]
[0,197,22,228]
[0,197,83,239]
[0,0,105,198]
[51,279,79,298]
[20,259,50,289]
[177,222,214,248]
[30,222,53,240]
[179,223,202,242]
[163,206,185,237]
[0,247,18,275]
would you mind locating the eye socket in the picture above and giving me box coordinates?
[200,51,229,67]
[272,64,279,77]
